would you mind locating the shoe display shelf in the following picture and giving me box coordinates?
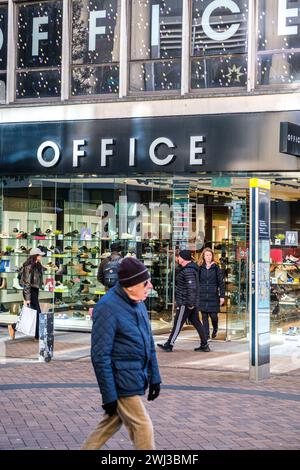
[270,244,300,325]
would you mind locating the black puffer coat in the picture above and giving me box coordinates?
[175,262,199,307]
[198,263,225,313]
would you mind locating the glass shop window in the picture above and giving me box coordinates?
[190,0,248,90]
[130,0,183,93]
[71,0,120,97]
[0,3,7,102]
[257,0,300,86]
[16,1,63,99]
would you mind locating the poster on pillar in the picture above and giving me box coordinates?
[249,178,271,379]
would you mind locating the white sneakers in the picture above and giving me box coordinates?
[13,278,23,290]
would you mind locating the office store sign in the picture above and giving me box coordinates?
[0,1,299,58]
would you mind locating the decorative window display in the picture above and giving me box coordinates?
[191,0,248,89]
[257,0,300,86]
[16,1,63,99]
[0,4,8,102]
[71,0,120,96]
[130,0,182,92]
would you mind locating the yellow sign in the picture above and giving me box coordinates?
[249,178,271,190]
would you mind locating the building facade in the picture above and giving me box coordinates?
[0,0,300,339]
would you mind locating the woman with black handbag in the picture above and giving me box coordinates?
[198,248,225,340]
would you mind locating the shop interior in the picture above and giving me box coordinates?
[0,173,299,340]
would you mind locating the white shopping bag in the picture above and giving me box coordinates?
[15,305,37,337]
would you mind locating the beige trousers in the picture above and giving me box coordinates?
[81,396,155,450]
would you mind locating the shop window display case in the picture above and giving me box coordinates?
[0,176,175,333]
[270,245,300,330]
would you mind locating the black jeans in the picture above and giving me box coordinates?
[201,312,218,338]
[23,287,41,339]
[167,305,207,347]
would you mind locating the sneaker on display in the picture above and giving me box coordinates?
[286,326,299,335]
[279,294,296,304]
[13,278,24,290]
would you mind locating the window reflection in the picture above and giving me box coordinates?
[130,0,182,92]
[257,0,300,86]
[0,5,8,102]
[16,1,62,99]
[71,0,120,96]
[191,0,248,90]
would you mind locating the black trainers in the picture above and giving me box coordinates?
[194,344,211,352]
[212,331,218,339]
[157,343,173,352]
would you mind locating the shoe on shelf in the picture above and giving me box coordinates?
[31,228,45,237]
[0,278,7,290]
[157,343,173,352]
[16,231,27,239]
[0,303,9,313]
[13,278,24,290]
[8,325,15,340]
[194,344,211,352]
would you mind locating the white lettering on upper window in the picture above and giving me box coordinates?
[278,0,298,36]
[32,16,48,56]
[202,0,241,41]
[89,10,106,51]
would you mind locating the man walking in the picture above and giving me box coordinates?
[82,258,161,450]
[157,250,210,352]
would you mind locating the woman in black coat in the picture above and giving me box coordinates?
[198,248,225,340]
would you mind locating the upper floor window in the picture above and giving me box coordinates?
[257,0,300,86]
[190,0,248,90]
[0,3,7,102]
[130,0,183,93]
[16,1,63,99]
[71,0,120,97]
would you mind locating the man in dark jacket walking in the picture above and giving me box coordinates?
[157,250,209,353]
[82,258,161,450]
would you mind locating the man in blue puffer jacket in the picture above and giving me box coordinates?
[82,258,161,450]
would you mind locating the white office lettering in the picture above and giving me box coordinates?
[190,136,204,165]
[89,10,106,51]
[129,138,136,166]
[37,141,60,168]
[202,0,240,41]
[32,17,48,56]
[149,137,175,166]
[73,140,86,167]
[278,0,298,36]
[101,138,114,167]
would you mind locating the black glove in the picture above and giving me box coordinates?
[102,400,118,416]
[147,383,160,401]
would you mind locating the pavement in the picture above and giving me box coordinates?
[0,327,300,450]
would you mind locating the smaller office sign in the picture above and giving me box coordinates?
[249,178,271,382]
[280,122,300,157]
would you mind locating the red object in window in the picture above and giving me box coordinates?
[270,248,283,263]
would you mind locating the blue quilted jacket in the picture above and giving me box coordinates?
[91,283,161,405]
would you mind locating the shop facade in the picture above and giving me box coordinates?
[1,110,300,339]
[0,0,300,339]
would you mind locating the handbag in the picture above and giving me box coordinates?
[15,305,37,336]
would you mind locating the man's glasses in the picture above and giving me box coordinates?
[143,279,151,287]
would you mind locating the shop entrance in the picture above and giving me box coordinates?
[0,173,300,342]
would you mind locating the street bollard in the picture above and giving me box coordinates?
[39,312,54,362]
